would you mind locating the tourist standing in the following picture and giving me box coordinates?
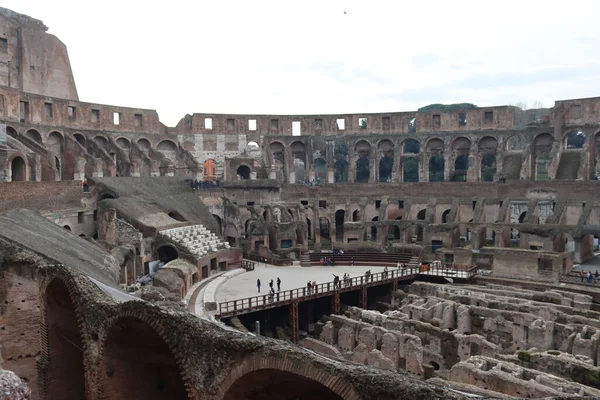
[277,277,281,291]
[257,279,261,293]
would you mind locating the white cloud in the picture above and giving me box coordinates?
[5,0,600,126]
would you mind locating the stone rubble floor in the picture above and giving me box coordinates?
[215,263,387,304]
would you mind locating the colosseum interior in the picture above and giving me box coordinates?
[1,5,600,400]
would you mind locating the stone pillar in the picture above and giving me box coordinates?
[348,154,356,183]
[269,166,277,179]
[327,168,334,183]
[97,208,117,244]
[444,148,452,182]
[250,171,257,180]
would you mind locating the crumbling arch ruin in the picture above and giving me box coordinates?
[42,277,86,400]
[10,155,26,181]
[355,140,371,183]
[99,316,189,400]
[214,354,355,400]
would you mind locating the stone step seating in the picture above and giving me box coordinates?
[308,252,417,267]
[161,224,230,258]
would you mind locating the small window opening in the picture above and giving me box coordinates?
[301,200,309,206]
[375,200,381,209]
[319,200,327,209]
[459,113,467,126]
[205,117,212,129]
[227,119,235,129]
[270,119,279,131]
[113,112,121,125]
[78,212,84,224]
[0,38,7,54]
[292,121,301,136]
[336,118,345,130]
[408,117,417,133]
[382,116,391,129]
[484,111,493,124]
[248,119,257,131]
[68,106,76,120]
[91,109,99,123]
[398,200,404,209]
[44,102,53,119]
[359,117,368,129]
[135,114,143,127]
[432,114,441,128]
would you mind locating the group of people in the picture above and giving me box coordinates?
[320,257,336,266]
[256,277,282,302]
[306,280,318,294]
[332,248,345,255]
[580,270,599,283]
[190,179,220,189]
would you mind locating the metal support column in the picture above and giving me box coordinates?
[359,286,367,309]
[332,291,341,314]
[392,278,398,292]
[290,301,299,344]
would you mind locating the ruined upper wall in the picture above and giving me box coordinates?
[0,7,78,100]
[173,106,522,136]
[0,86,166,134]
[552,96,600,126]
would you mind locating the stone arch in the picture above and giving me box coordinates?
[441,209,451,223]
[319,217,330,240]
[377,139,394,182]
[94,135,109,151]
[426,138,444,182]
[564,130,586,149]
[401,157,419,182]
[157,244,178,263]
[314,158,327,182]
[157,140,178,164]
[334,159,348,182]
[224,223,239,246]
[10,156,26,181]
[553,232,574,253]
[402,138,420,154]
[269,141,285,165]
[99,315,189,400]
[481,154,496,182]
[355,140,372,183]
[505,135,526,151]
[370,217,378,241]
[352,209,360,222]
[137,138,151,150]
[291,141,306,183]
[43,277,86,400]
[215,354,356,400]
[47,131,64,154]
[533,133,554,181]
[236,165,251,180]
[247,141,260,150]
[73,133,86,146]
[116,137,131,150]
[335,210,345,242]
[451,137,471,182]
[25,129,42,144]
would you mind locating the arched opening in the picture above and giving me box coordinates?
[247,141,259,151]
[137,138,151,152]
[442,209,451,223]
[314,158,327,182]
[63,225,71,231]
[25,129,42,144]
[481,154,496,182]
[356,158,370,182]
[291,141,306,184]
[44,279,85,400]
[392,225,401,240]
[319,218,330,240]
[352,209,359,222]
[453,155,468,181]
[269,142,285,180]
[116,137,131,150]
[553,232,574,254]
[335,210,345,243]
[506,135,526,151]
[213,214,222,233]
[73,133,86,146]
[100,193,116,201]
[430,361,440,371]
[518,211,527,224]
[535,153,551,181]
[451,137,471,182]
[403,139,420,154]
[236,165,251,180]
[565,131,586,149]
[222,369,343,400]
[417,209,426,220]
[224,224,239,247]
[268,226,278,251]
[11,156,26,181]
[370,217,378,241]
[414,225,424,243]
[334,159,348,183]
[203,159,216,180]
[157,245,178,263]
[100,317,188,400]
[402,158,419,182]
[94,136,109,151]
[157,140,178,162]
[429,156,444,182]
[355,140,371,182]
[378,139,394,182]
[168,211,186,222]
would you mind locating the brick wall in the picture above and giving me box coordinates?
[0,181,82,212]
[0,265,41,399]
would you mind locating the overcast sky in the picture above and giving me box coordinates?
[5,0,600,127]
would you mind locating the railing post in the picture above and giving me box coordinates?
[234,300,237,312]
[289,289,293,299]
[249,298,252,308]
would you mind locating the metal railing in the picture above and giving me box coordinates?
[218,267,419,317]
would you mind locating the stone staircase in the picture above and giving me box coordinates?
[161,224,230,259]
